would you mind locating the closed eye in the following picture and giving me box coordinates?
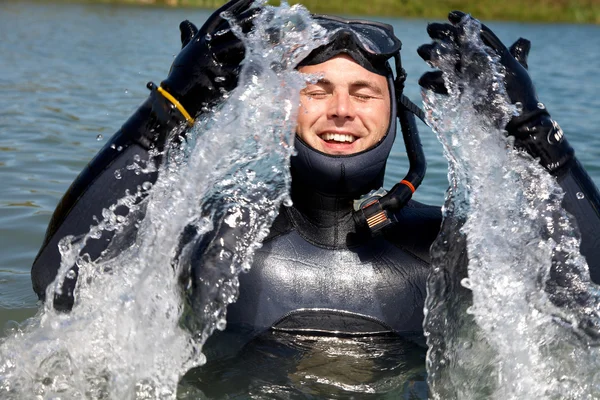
[353,93,376,100]
[301,86,330,99]
[350,80,386,99]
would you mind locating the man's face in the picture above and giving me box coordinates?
[296,54,391,155]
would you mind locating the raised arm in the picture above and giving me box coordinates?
[417,11,600,281]
[31,0,256,310]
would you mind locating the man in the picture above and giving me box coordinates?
[218,19,440,341]
[31,0,600,373]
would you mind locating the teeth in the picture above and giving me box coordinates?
[319,133,356,143]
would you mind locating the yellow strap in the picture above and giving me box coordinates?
[157,86,195,125]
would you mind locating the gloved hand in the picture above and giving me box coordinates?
[417,11,573,174]
[156,0,259,125]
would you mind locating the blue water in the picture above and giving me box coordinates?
[0,0,599,347]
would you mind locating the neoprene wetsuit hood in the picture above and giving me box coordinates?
[291,71,397,198]
[291,15,404,199]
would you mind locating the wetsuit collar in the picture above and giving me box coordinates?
[286,179,372,248]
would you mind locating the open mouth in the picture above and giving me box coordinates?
[318,132,357,143]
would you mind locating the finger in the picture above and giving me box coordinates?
[417,43,457,66]
[448,10,467,25]
[426,22,459,43]
[209,6,259,43]
[179,20,199,48]
[418,71,448,95]
[203,0,254,35]
[222,0,255,17]
[236,6,261,34]
[448,10,506,56]
[509,38,531,70]
[447,10,508,57]
[479,24,510,57]
[417,43,436,62]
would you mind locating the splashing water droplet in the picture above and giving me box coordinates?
[114,170,122,180]
[577,192,585,200]
[96,134,103,141]
[514,101,523,115]
[89,226,102,239]
[216,319,227,331]
[214,76,226,83]
[460,277,472,289]
[142,182,153,191]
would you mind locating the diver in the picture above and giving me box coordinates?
[30,0,600,360]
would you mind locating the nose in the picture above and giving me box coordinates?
[328,90,355,120]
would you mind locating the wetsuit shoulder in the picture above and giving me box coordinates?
[263,206,294,242]
[385,200,443,263]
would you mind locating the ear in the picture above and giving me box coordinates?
[179,20,199,49]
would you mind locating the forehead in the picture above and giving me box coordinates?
[298,54,389,89]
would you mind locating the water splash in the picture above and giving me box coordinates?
[423,18,600,399]
[0,3,326,398]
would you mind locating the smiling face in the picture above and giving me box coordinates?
[296,54,391,155]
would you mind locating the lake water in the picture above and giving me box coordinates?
[0,0,599,396]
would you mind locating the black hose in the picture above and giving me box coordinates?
[352,53,428,232]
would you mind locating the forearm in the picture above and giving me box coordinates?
[31,0,253,309]
[31,90,188,308]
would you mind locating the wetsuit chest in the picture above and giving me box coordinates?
[225,202,441,337]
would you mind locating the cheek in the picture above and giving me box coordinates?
[364,104,389,125]
[299,97,318,115]
[363,104,391,139]
[296,100,311,138]
[297,99,319,128]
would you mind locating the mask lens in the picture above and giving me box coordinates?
[314,17,400,57]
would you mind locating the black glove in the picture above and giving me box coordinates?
[417,11,573,174]
[157,0,259,125]
[116,0,259,151]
